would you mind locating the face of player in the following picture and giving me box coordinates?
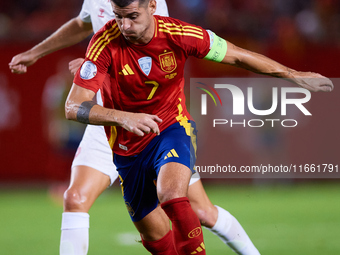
[111,0,156,45]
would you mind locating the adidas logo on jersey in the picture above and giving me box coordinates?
[164,149,179,160]
[119,64,135,75]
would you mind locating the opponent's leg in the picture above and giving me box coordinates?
[60,165,111,255]
[158,162,206,255]
[188,179,218,228]
[188,180,260,255]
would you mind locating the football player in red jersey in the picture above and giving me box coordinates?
[65,0,333,254]
[9,1,265,254]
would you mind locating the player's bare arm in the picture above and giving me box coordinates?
[222,41,334,92]
[65,83,162,136]
[9,16,93,74]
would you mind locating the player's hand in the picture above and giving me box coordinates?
[69,58,85,76]
[121,112,163,136]
[291,72,334,92]
[8,51,38,74]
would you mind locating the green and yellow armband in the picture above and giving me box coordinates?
[204,30,228,63]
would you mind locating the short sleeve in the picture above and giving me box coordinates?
[73,24,114,92]
[155,0,169,17]
[172,23,211,59]
[79,0,91,23]
[188,28,212,59]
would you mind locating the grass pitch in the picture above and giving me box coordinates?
[0,181,339,254]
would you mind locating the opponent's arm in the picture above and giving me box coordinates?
[9,16,93,74]
[65,83,162,136]
[69,58,86,75]
[220,41,334,92]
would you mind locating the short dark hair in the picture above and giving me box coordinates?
[111,0,149,8]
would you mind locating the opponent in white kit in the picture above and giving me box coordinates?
[9,0,260,254]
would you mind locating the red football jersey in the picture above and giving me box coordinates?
[74,15,211,156]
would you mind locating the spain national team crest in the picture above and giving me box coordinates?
[138,56,152,76]
[159,51,177,73]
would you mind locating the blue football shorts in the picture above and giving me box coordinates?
[114,121,197,222]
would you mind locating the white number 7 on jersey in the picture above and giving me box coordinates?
[145,81,159,100]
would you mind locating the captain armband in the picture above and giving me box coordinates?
[203,30,228,63]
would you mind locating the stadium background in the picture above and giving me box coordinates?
[0,0,339,254]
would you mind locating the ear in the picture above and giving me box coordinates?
[149,0,156,15]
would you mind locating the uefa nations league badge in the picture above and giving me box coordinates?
[80,61,97,80]
[138,57,152,76]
